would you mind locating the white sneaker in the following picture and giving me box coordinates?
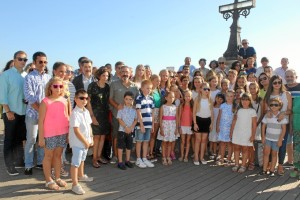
[135,158,147,168]
[78,174,93,182]
[72,184,85,195]
[201,160,207,165]
[142,158,154,168]
[194,161,200,166]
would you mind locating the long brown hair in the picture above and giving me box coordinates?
[264,75,286,104]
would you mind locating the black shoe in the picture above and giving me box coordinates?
[7,166,19,176]
[24,168,33,175]
[258,170,267,176]
[117,163,127,170]
[125,161,134,168]
[35,164,43,169]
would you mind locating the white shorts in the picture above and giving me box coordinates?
[181,126,193,135]
[153,108,160,123]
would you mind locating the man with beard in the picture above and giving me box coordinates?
[109,66,139,164]
[284,69,300,171]
[73,59,95,91]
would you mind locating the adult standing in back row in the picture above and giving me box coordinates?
[238,39,257,67]
[0,51,27,175]
[24,52,52,175]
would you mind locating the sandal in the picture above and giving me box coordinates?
[93,161,101,168]
[167,157,172,165]
[248,163,255,171]
[277,165,284,176]
[232,165,239,172]
[178,157,183,162]
[238,166,246,173]
[45,180,60,191]
[162,158,168,165]
[56,178,67,188]
[98,158,108,164]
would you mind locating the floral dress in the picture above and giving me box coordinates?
[218,103,234,142]
[157,104,177,142]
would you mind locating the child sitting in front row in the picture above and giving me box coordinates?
[116,91,138,170]
[260,98,287,177]
[69,89,94,195]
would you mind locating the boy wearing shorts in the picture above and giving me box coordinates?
[135,80,155,168]
[116,91,138,170]
[69,89,94,195]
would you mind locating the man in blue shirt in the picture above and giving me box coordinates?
[178,57,196,77]
[0,51,28,175]
[24,52,51,175]
[238,39,257,67]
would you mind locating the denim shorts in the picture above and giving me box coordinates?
[265,139,279,151]
[135,128,151,142]
[71,146,88,168]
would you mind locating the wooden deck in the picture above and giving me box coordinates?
[0,119,300,200]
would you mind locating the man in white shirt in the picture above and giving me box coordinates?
[274,58,289,84]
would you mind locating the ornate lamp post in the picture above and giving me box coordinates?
[219,0,256,61]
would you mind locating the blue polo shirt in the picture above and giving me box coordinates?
[0,67,26,115]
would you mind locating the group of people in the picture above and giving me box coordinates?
[1,43,300,195]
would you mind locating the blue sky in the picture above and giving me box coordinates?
[1,0,299,75]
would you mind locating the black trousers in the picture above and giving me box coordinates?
[3,113,26,167]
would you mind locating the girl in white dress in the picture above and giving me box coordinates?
[158,91,178,165]
[231,92,257,173]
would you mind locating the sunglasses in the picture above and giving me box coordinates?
[78,96,88,100]
[66,70,74,74]
[38,60,48,64]
[270,104,279,107]
[17,57,28,62]
[218,62,225,64]
[273,81,282,85]
[52,84,63,89]
[259,77,267,81]
[203,88,210,91]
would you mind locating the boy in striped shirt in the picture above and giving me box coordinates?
[135,80,155,168]
[260,98,288,176]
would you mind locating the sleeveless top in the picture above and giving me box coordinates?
[196,99,211,118]
[181,104,192,126]
[43,97,69,138]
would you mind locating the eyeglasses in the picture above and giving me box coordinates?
[52,84,63,89]
[66,70,74,75]
[218,62,225,64]
[259,77,267,81]
[273,81,282,85]
[182,79,189,82]
[270,104,279,107]
[78,96,88,100]
[17,57,28,62]
[38,61,48,64]
[203,88,210,91]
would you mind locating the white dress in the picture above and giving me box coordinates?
[157,105,177,142]
[232,108,257,146]
[209,107,219,142]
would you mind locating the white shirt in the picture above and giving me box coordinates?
[274,67,288,84]
[197,99,211,118]
[69,106,92,148]
[83,75,93,91]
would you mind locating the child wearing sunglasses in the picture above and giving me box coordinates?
[69,89,94,194]
[260,98,287,177]
[38,77,69,191]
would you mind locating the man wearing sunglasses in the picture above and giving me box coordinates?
[0,51,28,175]
[23,51,51,175]
[238,39,257,67]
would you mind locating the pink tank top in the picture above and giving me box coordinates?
[43,97,69,138]
[181,104,192,126]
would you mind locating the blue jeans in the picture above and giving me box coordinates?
[24,116,44,168]
[278,126,289,165]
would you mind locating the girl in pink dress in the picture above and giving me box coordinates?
[39,77,69,190]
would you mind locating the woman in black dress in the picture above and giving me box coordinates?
[87,68,111,168]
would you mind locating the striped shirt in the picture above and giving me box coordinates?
[136,93,154,129]
[286,83,300,98]
[262,114,288,142]
[24,70,51,120]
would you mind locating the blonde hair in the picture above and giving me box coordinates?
[150,74,160,89]
[133,64,146,82]
[194,82,213,114]
[45,77,64,97]
[159,69,171,90]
